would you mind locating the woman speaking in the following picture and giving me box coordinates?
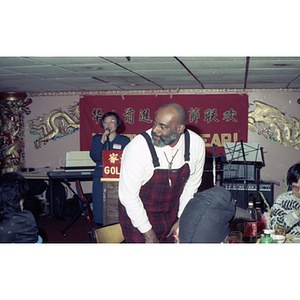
[90,111,130,225]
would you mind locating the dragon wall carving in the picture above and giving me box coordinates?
[0,93,32,173]
[26,102,80,149]
[248,101,300,150]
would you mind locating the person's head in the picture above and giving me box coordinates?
[100,112,122,134]
[287,162,300,199]
[0,172,29,218]
[151,102,187,147]
[179,186,236,243]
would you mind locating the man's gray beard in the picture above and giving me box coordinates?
[151,129,178,147]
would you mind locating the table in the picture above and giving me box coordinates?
[284,234,299,243]
[257,234,300,244]
[21,172,49,180]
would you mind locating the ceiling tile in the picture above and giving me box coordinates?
[0,56,300,93]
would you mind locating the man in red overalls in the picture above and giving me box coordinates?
[118,102,205,243]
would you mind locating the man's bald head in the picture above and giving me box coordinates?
[157,102,187,126]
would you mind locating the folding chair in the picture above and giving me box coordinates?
[89,223,124,243]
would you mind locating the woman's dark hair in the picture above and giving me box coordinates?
[100,112,122,128]
[0,172,29,220]
[287,162,300,186]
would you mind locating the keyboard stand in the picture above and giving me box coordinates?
[60,179,93,236]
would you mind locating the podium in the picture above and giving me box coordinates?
[101,150,123,225]
[102,180,119,225]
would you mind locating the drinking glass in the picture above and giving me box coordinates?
[274,224,286,236]
[224,231,242,243]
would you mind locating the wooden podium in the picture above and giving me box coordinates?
[101,150,123,226]
[102,180,119,225]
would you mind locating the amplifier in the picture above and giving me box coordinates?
[221,182,274,210]
[223,163,256,182]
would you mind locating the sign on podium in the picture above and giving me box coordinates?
[102,150,123,180]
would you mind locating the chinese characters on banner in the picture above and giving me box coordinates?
[79,94,248,156]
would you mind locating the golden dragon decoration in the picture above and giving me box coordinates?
[26,102,80,149]
[0,94,32,173]
[248,101,300,150]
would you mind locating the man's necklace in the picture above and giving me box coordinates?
[164,149,179,188]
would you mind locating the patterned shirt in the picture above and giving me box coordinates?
[270,191,300,235]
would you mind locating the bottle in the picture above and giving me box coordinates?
[260,229,274,244]
[244,201,257,243]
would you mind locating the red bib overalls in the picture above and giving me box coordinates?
[118,130,191,243]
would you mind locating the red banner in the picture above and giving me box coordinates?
[79,94,248,156]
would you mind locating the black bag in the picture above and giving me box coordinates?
[24,179,48,218]
[63,196,80,218]
[46,182,67,219]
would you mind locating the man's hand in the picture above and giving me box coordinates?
[167,219,180,243]
[143,228,159,243]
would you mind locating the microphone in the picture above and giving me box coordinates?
[106,128,111,138]
[106,128,111,150]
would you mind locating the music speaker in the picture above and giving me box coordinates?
[221,181,274,210]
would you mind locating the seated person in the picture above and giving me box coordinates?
[0,172,38,243]
[179,186,236,243]
[270,162,300,235]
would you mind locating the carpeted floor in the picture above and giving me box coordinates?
[23,190,99,243]
[36,215,99,243]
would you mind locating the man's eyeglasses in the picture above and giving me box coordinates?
[291,185,300,192]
